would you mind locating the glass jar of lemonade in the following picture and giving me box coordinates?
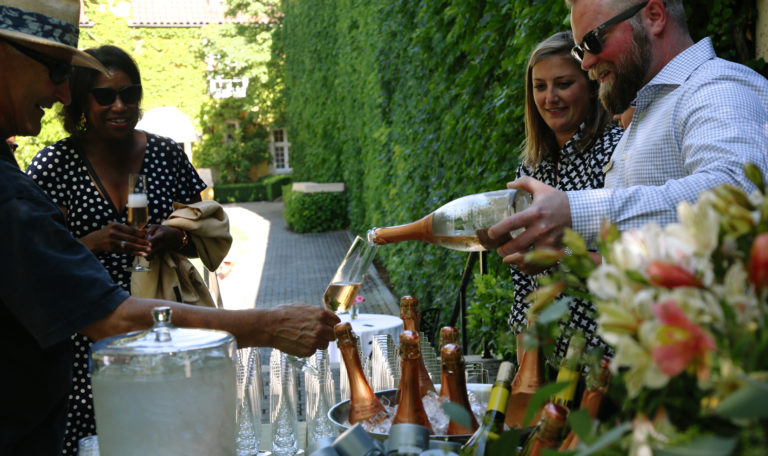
[90,306,237,456]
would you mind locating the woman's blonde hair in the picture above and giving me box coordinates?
[523,31,610,168]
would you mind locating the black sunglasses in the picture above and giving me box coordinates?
[2,39,73,85]
[571,1,649,63]
[90,85,143,106]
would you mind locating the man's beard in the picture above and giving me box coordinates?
[590,25,652,115]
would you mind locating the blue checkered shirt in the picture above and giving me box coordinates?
[568,38,768,244]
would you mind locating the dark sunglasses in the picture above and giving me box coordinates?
[2,39,73,85]
[90,85,143,106]
[571,1,649,63]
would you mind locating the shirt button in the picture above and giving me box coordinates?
[622,154,627,160]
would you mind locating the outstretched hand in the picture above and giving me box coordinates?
[487,177,572,263]
[260,303,341,357]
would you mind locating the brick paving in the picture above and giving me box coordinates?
[217,200,399,316]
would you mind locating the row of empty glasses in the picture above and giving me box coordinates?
[78,343,488,456]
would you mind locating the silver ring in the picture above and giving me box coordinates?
[120,240,127,250]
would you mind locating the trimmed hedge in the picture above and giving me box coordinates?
[283,184,349,233]
[213,175,292,203]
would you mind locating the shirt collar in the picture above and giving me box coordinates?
[0,140,19,168]
[634,37,716,111]
[645,37,716,87]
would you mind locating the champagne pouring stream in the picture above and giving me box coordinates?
[286,235,379,376]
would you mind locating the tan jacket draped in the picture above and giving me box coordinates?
[130,201,232,307]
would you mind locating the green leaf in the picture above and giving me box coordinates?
[574,421,632,456]
[653,434,738,456]
[716,381,768,418]
[441,401,473,430]
[536,298,570,325]
[522,381,572,427]
[567,408,593,441]
[489,428,521,456]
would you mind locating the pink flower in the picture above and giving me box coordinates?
[651,300,715,380]
[354,295,365,304]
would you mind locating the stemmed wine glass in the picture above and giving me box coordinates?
[323,235,378,318]
[286,235,378,374]
[125,173,150,272]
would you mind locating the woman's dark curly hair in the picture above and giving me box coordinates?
[61,45,142,136]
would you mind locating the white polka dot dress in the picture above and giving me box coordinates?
[26,133,206,455]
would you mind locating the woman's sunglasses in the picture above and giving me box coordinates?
[2,39,72,85]
[90,85,142,106]
[571,1,649,63]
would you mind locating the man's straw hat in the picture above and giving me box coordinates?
[0,0,107,73]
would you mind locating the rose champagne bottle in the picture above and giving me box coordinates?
[438,326,460,402]
[396,296,436,401]
[504,344,545,429]
[334,322,388,425]
[392,330,434,433]
[438,326,459,354]
[367,189,532,252]
[518,402,569,456]
[559,356,612,451]
[459,361,515,456]
[440,343,479,435]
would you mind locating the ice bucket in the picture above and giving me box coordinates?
[90,306,237,456]
[328,384,492,444]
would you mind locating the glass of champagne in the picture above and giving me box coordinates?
[126,173,150,272]
[287,236,378,375]
[323,235,378,318]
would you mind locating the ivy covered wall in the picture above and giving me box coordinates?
[278,0,763,327]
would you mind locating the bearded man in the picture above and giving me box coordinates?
[489,0,768,263]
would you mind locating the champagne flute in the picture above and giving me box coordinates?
[323,235,378,317]
[125,173,150,272]
[287,235,379,375]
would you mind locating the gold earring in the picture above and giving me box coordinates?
[78,113,87,132]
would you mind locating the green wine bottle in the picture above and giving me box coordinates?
[551,335,586,411]
[459,361,515,456]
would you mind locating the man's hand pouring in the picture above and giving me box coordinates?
[487,177,573,268]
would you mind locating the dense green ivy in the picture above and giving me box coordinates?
[276,0,763,352]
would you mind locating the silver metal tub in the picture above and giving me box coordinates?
[327,384,492,443]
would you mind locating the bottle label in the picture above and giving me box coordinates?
[487,385,510,413]
[553,367,579,404]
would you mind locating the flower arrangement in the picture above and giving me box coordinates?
[523,163,768,455]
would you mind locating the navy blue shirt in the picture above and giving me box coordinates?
[0,142,129,454]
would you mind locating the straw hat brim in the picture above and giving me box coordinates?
[0,29,108,75]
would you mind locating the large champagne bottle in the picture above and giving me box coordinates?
[397,296,436,400]
[459,361,515,456]
[559,356,611,451]
[368,189,532,252]
[551,335,586,411]
[334,322,388,425]
[518,402,569,456]
[441,343,479,435]
[392,331,434,433]
[505,345,545,429]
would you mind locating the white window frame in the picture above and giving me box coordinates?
[270,128,291,174]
